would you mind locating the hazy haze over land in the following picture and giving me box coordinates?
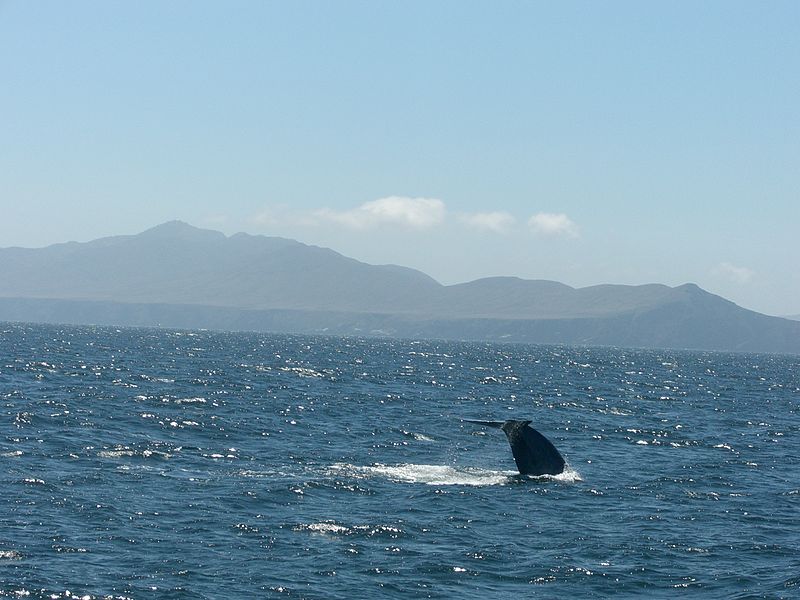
[0,2,797,316]
[1,222,799,354]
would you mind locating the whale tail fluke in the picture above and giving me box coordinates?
[464,418,565,476]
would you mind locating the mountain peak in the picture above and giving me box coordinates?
[139,221,226,242]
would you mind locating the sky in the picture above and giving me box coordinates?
[1,1,798,316]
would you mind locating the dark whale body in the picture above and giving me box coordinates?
[465,419,566,476]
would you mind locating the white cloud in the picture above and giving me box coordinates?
[715,262,755,284]
[528,212,579,238]
[313,196,446,230]
[459,211,516,233]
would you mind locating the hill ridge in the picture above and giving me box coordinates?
[1,222,798,353]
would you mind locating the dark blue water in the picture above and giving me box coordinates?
[1,323,798,598]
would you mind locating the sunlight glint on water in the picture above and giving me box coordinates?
[1,323,798,598]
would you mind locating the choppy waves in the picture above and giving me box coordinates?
[1,323,798,599]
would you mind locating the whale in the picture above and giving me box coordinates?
[464,419,565,476]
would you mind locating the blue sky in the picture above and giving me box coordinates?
[1,1,798,315]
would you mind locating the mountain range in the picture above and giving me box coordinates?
[1,221,798,353]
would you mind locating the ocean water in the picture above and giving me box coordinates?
[1,323,798,599]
